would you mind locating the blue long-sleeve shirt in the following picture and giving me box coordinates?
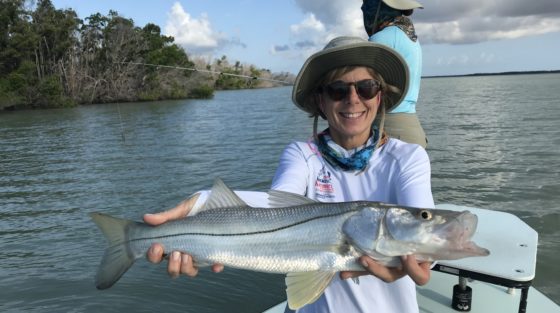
[369,26,422,113]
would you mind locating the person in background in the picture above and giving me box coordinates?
[362,0,427,148]
[145,37,434,312]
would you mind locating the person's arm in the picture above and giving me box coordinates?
[394,145,434,208]
[271,142,310,195]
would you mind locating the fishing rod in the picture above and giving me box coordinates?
[115,62,294,86]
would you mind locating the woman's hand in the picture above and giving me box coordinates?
[143,193,224,278]
[340,255,431,286]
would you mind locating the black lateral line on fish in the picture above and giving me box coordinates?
[128,210,351,244]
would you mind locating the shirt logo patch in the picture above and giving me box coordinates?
[315,167,335,199]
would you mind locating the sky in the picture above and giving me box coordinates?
[51,0,560,77]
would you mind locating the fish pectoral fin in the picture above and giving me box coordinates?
[285,271,336,310]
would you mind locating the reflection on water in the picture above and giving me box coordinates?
[1,74,559,311]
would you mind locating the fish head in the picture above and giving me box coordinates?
[383,207,490,260]
[342,205,489,262]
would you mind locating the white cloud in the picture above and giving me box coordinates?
[417,15,560,44]
[290,13,325,35]
[294,0,362,33]
[164,2,225,53]
[413,0,560,44]
[276,0,365,63]
[284,0,560,47]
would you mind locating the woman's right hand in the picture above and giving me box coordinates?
[143,193,224,278]
[340,255,431,286]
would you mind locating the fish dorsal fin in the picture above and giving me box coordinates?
[267,190,317,208]
[285,271,336,310]
[201,178,246,211]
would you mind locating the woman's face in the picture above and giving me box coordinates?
[318,67,381,150]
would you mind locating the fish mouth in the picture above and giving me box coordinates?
[441,211,490,257]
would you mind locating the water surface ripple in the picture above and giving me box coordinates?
[1,74,559,312]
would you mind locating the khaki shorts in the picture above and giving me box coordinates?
[376,113,428,148]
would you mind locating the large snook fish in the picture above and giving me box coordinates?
[91,179,489,309]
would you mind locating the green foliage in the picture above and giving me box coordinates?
[0,0,37,75]
[35,75,74,108]
[0,60,36,108]
[137,89,160,102]
[188,85,214,99]
[0,0,291,111]
[0,77,23,109]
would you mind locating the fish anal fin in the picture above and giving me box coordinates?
[285,271,336,310]
[202,178,246,211]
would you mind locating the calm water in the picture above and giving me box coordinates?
[1,74,559,312]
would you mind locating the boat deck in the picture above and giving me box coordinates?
[418,271,559,313]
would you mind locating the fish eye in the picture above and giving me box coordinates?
[419,210,432,220]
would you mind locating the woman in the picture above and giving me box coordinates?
[145,37,434,312]
[362,0,427,148]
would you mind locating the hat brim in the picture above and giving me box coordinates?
[292,41,409,115]
[383,0,423,10]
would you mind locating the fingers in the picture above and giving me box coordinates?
[344,256,431,285]
[147,243,165,263]
[147,243,222,278]
[339,270,368,280]
[168,252,223,278]
[147,247,199,278]
[168,251,198,278]
[212,264,224,273]
[359,256,406,283]
[400,255,431,286]
[143,193,201,226]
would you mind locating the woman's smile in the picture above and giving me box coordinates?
[339,111,366,119]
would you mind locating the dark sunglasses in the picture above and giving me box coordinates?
[323,79,381,101]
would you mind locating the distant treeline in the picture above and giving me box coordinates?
[0,0,295,110]
[424,70,560,79]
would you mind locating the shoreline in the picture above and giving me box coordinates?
[423,70,560,79]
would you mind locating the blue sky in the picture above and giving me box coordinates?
[51,0,560,76]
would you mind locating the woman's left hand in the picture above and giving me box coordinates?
[340,255,431,286]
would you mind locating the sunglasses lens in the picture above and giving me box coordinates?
[326,83,349,101]
[325,80,379,101]
[356,80,379,99]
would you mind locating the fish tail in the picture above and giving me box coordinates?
[90,212,139,290]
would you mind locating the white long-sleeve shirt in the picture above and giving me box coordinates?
[271,138,434,313]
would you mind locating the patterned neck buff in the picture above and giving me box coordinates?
[317,128,381,172]
[379,16,418,42]
[361,0,418,42]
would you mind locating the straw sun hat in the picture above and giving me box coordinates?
[292,36,409,115]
